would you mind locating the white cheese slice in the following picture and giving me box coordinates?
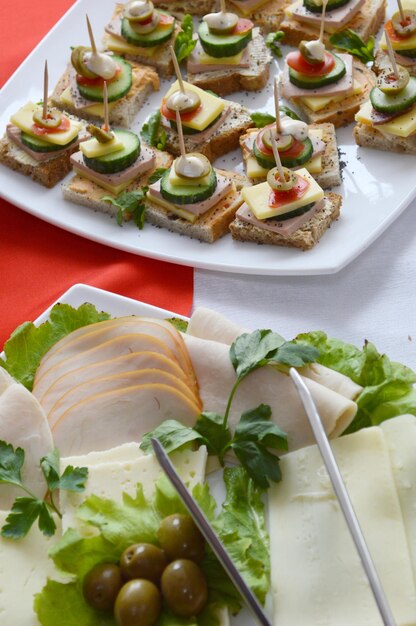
[355,100,416,138]
[10,102,81,146]
[60,446,208,533]
[62,441,144,467]
[0,513,64,625]
[381,415,416,580]
[163,81,225,131]
[269,427,416,626]
[242,168,324,220]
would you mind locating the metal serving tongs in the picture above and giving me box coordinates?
[151,437,273,626]
[289,368,397,626]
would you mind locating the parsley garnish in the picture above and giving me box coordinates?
[0,442,88,539]
[141,330,319,487]
[102,188,148,228]
[141,110,168,151]
[265,31,285,57]
[329,29,375,64]
[147,168,168,184]
[174,14,197,63]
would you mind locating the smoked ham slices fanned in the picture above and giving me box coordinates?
[32,317,201,454]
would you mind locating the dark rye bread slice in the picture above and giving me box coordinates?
[373,49,416,77]
[226,0,291,33]
[279,0,386,47]
[0,133,79,188]
[353,122,416,154]
[62,148,173,216]
[50,62,159,127]
[163,102,253,162]
[186,29,271,96]
[288,60,375,128]
[145,170,250,243]
[229,192,342,250]
[153,0,216,18]
[240,122,341,188]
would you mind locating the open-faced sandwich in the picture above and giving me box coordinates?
[374,5,416,76]
[186,5,271,96]
[225,0,291,33]
[0,101,87,188]
[280,0,386,47]
[230,135,342,249]
[103,1,182,78]
[157,79,252,161]
[280,37,374,126]
[354,62,416,153]
[50,38,159,128]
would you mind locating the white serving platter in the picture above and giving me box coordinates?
[1,0,414,275]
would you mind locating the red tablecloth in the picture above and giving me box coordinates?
[0,0,193,349]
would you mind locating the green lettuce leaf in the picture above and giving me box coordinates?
[0,303,110,390]
[295,331,416,432]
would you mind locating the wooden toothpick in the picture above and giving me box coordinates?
[270,132,286,185]
[43,60,48,119]
[176,109,186,157]
[220,0,227,12]
[319,0,328,43]
[103,81,109,132]
[384,29,399,78]
[86,15,97,54]
[170,46,185,93]
[274,77,282,134]
[397,0,406,24]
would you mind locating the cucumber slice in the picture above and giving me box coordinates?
[268,202,316,221]
[121,11,175,47]
[253,137,313,169]
[198,21,252,58]
[370,77,416,114]
[21,132,77,153]
[395,48,416,58]
[83,130,140,174]
[304,0,349,12]
[169,113,222,135]
[160,168,217,205]
[288,53,346,89]
[77,57,132,103]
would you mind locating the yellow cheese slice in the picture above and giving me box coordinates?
[80,136,124,159]
[60,87,116,117]
[229,0,271,15]
[163,81,225,131]
[355,100,416,137]
[168,167,212,188]
[300,79,363,112]
[72,165,134,195]
[10,102,81,146]
[242,168,324,220]
[246,155,269,179]
[196,48,245,66]
[146,190,197,223]
[104,33,158,57]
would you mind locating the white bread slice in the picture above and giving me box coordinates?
[226,0,291,32]
[229,192,342,250]
[288,60,375,127]
[50,61,159,127]
[279,0,386,47]
[240,122,341,188]
[186,29,271,96]
[163,101,253,162]
[145,170,250,243]
[353,121,416,154]
[373,49,416,77]
[62,148,173,218]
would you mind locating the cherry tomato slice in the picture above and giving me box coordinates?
[32,115,71,135]
[160,100,202,123]
[256,127,304,159]
[76,66,121,87]
[384,19,410,41]
[232,18,254,35]
[286,50,335,76]
[268,175,310,208]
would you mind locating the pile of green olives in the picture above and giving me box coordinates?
[82,513,208,626]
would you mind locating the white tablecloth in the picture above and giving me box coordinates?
[194,199,416,367]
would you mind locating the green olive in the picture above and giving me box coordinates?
[299,40,324,65]
[158,514,205,562]
[87,124,114,143]
[204,11,239,35]
[161,559,208,618]
[267,166,297,192]
[376,66,410,94]
[32,108,62,129]
[70,45,97,79]
[114,579,161,626]
[83,563,123,612]
[391,10,416,37]
[131,12,160,34]
[262,127,293,152]
[120,544,167,584]
[166,90,201,114]
[124,0,154,23]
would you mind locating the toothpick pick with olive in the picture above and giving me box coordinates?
[268,132,296,193]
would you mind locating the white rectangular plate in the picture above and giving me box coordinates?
[1,0,414,275]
